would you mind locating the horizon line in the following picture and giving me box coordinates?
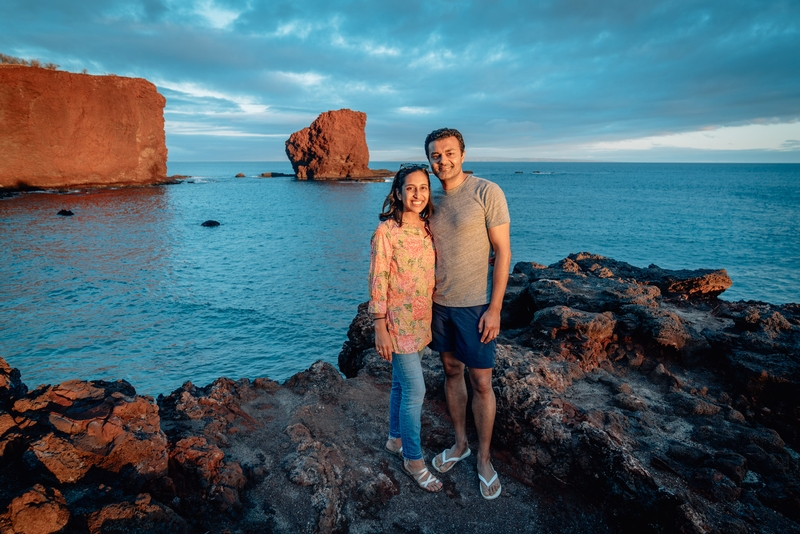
[167,159,800,164]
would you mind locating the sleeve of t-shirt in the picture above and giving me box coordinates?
[483,182,511,229]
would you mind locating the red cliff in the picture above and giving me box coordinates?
[0,66,168,190]
[285,109,371,180]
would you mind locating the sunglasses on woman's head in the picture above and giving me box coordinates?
[398,163,429,172]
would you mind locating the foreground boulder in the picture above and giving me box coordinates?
[2,484,69,534]
[0,65,168,191]
[285,109,372,180]
[9,380,168,486]
[0,372,247,531]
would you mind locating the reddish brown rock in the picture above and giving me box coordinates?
[0,65,168,190]
[0,411,23,465]
[532,305,617,368]
[566,252,733,298]
[168,436,246,512]
[3,484,69,534]
[13,380,168,484]
[285,109,371,180]
[87,494,187,534]
[0,357,27,407]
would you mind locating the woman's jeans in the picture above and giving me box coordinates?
[388,351,426,461]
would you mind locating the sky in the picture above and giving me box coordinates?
[2,0,799,162]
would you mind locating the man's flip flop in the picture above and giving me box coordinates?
[431,447,471,473]
[402,460,442,492]
[478,465,502,500]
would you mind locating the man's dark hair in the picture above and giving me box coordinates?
[424,128,465,158]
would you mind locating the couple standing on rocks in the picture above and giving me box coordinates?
[368,128,511,498]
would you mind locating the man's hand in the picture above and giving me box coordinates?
[481,222,510,344]
[478,306,501,344]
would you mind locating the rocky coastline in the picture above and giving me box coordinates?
[1,253,798,533]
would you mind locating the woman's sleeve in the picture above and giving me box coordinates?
[368,224,391,315]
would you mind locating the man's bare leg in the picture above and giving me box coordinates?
[437,351,470,465]
[469,367,501,496]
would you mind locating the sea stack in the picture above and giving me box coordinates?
[285,109,372,180]
[0,65,168,190]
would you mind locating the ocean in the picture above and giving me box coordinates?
[1,162,798,396]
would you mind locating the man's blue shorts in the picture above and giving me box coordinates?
[429,302,496,369]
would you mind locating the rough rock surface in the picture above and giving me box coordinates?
[0,65,168,190]
[12,380,168,486]
[1,484,69,534]
[1,252,798,533]
[285,109,372,180]
[86,494,187,534]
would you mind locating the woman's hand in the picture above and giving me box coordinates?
[374,318,393,361]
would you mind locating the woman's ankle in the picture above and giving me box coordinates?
[405,458,425,471]
[386,437,402,450]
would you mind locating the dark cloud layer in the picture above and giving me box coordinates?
[2,0,798,161]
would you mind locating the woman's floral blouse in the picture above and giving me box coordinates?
[368,219,435,354]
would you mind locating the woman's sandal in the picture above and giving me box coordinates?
[402,459,443,492]
[384,443,403,459]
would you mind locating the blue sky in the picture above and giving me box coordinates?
[2,0,799,162]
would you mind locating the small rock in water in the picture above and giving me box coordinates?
[201,220,220,227]
[57,209,74,216]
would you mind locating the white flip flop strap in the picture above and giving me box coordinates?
[478,471,498,487]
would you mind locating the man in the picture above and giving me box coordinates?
[425,128,511,500]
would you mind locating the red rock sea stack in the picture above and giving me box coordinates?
[0,65,168,190]
[285,108,371,180]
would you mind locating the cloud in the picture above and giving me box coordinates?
[1,0,799,161]
[271,71,326,87]
[781,139,800,150]
[589,121,800,152]
[166,121,285,137]
[190,0,242,29]
[396,107,431,115]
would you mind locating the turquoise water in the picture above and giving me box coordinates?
[1,162,797,395]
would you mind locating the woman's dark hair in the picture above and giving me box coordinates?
[379,164,434,227]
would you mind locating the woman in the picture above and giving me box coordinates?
[368,163,442,493]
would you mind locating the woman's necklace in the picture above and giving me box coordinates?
[401,214,425,230]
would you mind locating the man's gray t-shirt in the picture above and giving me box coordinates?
[429,174,510,307]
